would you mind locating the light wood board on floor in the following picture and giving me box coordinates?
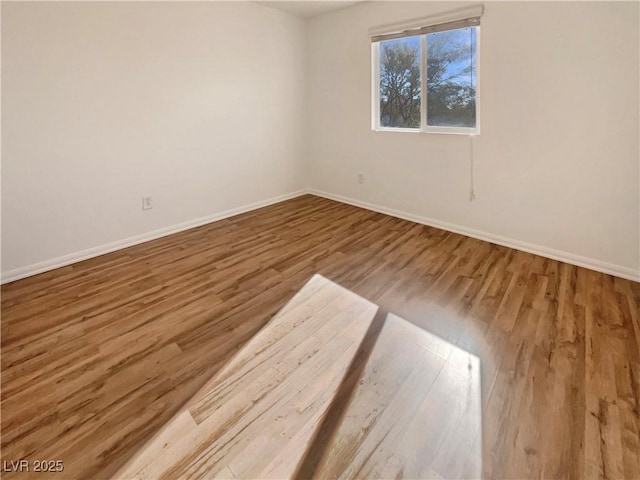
[113,274,377,480]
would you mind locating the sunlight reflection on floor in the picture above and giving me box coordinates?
[312,310,482,479]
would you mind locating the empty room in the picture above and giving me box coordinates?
[1,0,639,479]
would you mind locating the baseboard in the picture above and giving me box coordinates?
[4,188,638,284]
[308,188,640,283]
[1,190,307,284]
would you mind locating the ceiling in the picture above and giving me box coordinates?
[257,1,362,18]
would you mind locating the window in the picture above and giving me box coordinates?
[378,36,422,129]
[371,9,480,134]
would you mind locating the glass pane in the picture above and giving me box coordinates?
[426,27,477,128]
[379,36,421,128]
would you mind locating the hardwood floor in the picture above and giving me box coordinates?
[114,274,377,479]
[2,194,639,479]
[304,311,483,480]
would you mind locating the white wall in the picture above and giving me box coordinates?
[3,1,639,282]
[307,1,640,279]
[1,2,306,279]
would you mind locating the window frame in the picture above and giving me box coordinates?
[371,26,480,135]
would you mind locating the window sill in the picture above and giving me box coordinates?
[373,126,479,135]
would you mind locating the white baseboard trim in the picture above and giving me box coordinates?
[4,188,638,284]
[1,190,307,284]
[308,188,640,283]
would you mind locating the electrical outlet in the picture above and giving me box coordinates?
[142,196,153,210]
[357,173,365,184]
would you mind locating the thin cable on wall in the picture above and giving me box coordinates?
[469,134,476,201]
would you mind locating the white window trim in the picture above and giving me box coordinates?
[372,27,481,135]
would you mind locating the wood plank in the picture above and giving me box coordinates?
[304,313,481,479]
[112,274,377,480]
